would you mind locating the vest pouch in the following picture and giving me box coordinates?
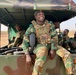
[39,34,51,44]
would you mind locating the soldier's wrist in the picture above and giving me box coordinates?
[26,54,30,58]
[25,52,29,55]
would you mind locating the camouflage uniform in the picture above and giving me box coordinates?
[58,33,70,49]
[68,37,76,51]
[22,20,58,75]
[56,45,73,75]
[58,33,73,75]
[8,30,25,48]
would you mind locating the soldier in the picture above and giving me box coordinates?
[54,22,74,75]
[22,11,58,75]
[68,32,76,51]
[58,29,70,49]
[8,24,25,48]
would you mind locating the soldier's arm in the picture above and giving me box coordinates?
[8,43,14,48]
[49,21,57,37]
[70,39,76,48]
[8,35,19,48]
[71,42,76,48]
[22,35,30,54]
[12,30,25,47]
[22,25,35,54]
[50,23,58,50]
[58,33,63,45]
[13,32,21,46]
[64,36,70,48]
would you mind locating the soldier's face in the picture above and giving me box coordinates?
[35,11,45,22]
[54,22,60,29]
[64,30,68,35]
[15,25,21,31]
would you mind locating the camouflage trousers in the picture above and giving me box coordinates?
[32,45,48,75]
[32,45,73,75]
[56,45,73,75]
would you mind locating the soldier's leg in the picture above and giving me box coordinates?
[32,46,48,75]
[56,46,73,75]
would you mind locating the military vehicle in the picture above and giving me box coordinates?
[0,0,76,75]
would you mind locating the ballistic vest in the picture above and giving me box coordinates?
[32,20,51,44]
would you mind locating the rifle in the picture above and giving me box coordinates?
[0,47,23,55]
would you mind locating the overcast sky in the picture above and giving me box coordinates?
[60,16,76,30]
[73,0,76,3]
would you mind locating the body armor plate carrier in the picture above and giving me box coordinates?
[32,20,51,44]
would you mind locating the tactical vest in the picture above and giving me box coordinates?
[32,20,51,44]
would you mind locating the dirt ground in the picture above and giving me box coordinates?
[0,31,8,47]
[0,30,76,47]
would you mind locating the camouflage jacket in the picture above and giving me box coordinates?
[58,33,69,46]
[22,20,58,54]
[68,38,76,50]
[8,30,25,48]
